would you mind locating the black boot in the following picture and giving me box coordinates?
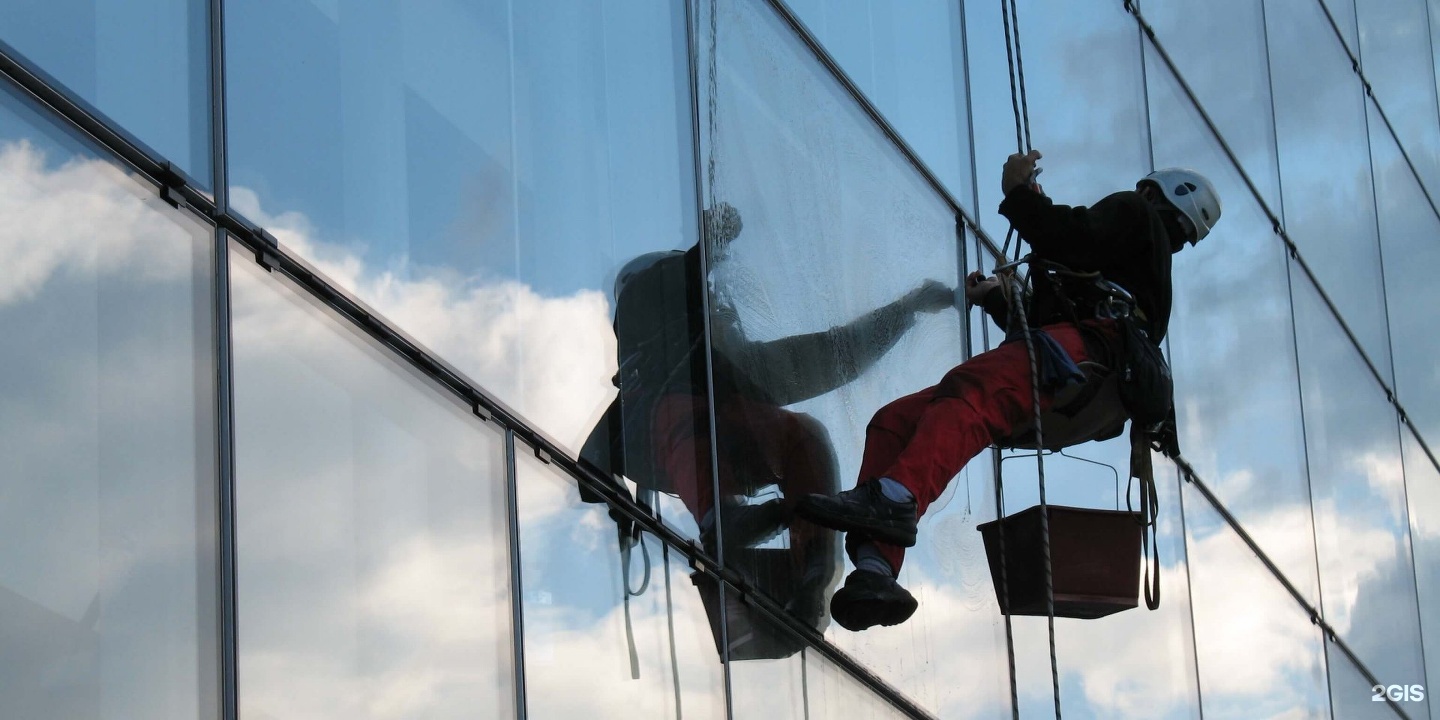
[830,569,918,631]
[794,481,918,547]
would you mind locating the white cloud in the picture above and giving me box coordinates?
[792,486,1408,719]
[0,141,195,307]
[230,186,618,455]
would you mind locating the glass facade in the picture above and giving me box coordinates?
[0,0,1435,717]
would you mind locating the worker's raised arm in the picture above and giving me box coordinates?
[727,279,953,406]
[996,151,1149,269]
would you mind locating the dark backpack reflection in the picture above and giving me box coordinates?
[581,203,952,659]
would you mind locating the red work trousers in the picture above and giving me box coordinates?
[851,320,1113,575]
[651,393,837,536]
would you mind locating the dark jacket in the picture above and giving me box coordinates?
[991,186,1173,343]
[583,245,925,482]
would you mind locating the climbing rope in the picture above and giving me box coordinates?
[997,0,1062,715]
[998,0,1034,262]
[989,418,1021,720]
[1000,0,1034,154]
[997,260,1063,720]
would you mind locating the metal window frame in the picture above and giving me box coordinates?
[8,0,1432,716]
[0,33,939,718]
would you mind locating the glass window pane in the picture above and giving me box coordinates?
[1356,0,1440,195]
[515,447,726,719]
[1266,0,1392,370]
[1147,42,1321,605]
[963,0,1150,237]
[0,79,217,718]
[1320,0,1360,50]
[231,244,515,719]
[225,0,697,476]
[732,646,908,719]
[1371,103,1440,707]
[802,650,909,719]
[1432,0,1440,125]
[1291,276,1429,718]
[1400,432,1440,708]
[783,0,974,203]
[1327,639,1427,719]
[1141,0,1282,208]
[1183,483,1332,719]
[700,1,1013,715]
[0,0,212,185]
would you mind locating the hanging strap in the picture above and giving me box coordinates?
[1128,425,1161,611]
[619,528,651,680]
[660,542,684,719]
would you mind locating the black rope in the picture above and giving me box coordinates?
[976,237,1022,719]
[1008,0,1033,154]
[999,0,1060,715]
[999,0,1032,153]
[1015,279,1062,720]
[991,433,1021,719]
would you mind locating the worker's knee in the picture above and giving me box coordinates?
[867,396,923,435]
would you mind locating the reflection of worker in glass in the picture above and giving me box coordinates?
[797,151,1222,631]
[582,202,952,652]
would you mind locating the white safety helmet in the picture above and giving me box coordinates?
[1138,168,1221,244]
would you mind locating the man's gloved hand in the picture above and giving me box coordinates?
[902,279,956,314]
[963,271,1002,306]
[704,202,744,244]
[1002,149,1044,195]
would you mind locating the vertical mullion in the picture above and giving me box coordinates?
[505,430,529,719]
[208,0,238,717]
[681,0,735,717]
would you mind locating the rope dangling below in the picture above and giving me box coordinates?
[1001,267,1063,720]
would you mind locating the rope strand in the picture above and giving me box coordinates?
[999,0,1060,712]
[1010,268,1063,720]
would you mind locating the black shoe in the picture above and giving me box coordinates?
[701,499,786,558]
[723,500,786,548]
[830,570,918,631]
[794,482,918,547]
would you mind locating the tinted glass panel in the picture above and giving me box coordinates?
[1400,433,1440,709]
[699,0,998,714]
[784,0,974,202]
[804,650,910,719]
[1142,0,1282,208]
[1356,0,1440,195]
[962,0,1149,236]
[1327,640,1422,719]
[231,244,515,719]
[226,0,697,470]
[1266,0,1392,370]
[0,0,212,185]
[515,447,726,719]
[1291,276,1428,718]
[1182,483,1332,719]
[1370,99,1440,707]
[1146,42,1320,604]
[0,80,217,719]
